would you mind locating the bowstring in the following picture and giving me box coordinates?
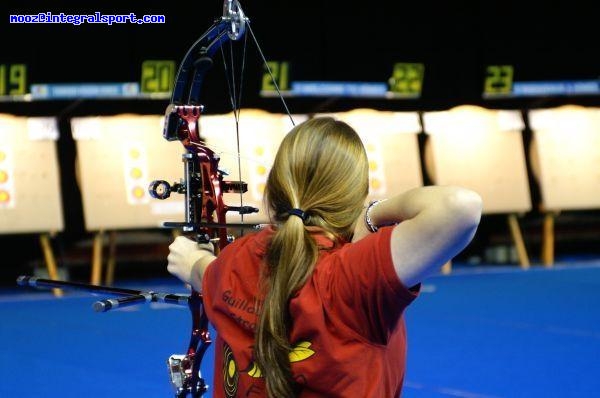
[220,28,247,239]
[218,14,297,240]
[245,22,295,127]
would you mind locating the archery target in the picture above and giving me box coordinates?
[0,114,64,233]
[528,105,600,211]
[422,105,531,214]
[71,114,185,230]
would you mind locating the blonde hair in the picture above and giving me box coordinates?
[255,116,369,397]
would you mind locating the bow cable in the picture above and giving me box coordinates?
[246,22,295,126]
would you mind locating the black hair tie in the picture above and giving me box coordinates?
[287,208,309,222]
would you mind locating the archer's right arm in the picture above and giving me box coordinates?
[362,185,483,287]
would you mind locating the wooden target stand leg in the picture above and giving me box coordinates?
[105,231,117,286]
[91,230,104,285]
[441,261,452,274]
[541,212,556,268]
[39,232,63,297]
[91,230,119,286]
[507,214,530,269]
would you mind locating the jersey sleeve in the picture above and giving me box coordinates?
[319,226,420,344]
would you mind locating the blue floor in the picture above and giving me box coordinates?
[2,260,600,398]
[403,261,600,398]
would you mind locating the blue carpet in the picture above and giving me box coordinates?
[403,261,600,398]
[2,262,600,397]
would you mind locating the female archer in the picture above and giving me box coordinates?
[167,116,483,397]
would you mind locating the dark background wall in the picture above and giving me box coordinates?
[2,1,599,112]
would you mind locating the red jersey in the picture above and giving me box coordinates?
[202,225,420,397]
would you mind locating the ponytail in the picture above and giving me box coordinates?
[254,116,369,397]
